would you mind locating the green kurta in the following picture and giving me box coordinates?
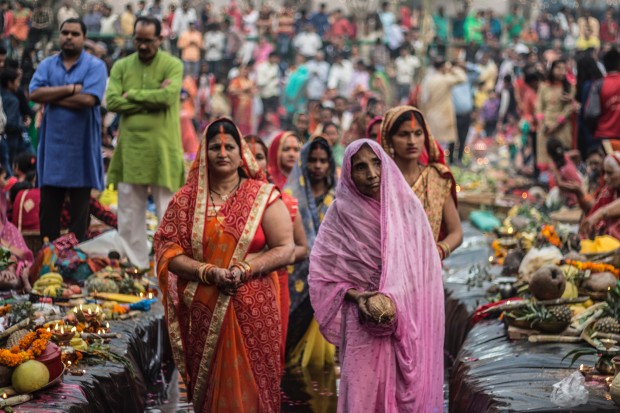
[106,51,185,192]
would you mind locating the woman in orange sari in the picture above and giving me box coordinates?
[9,2,30,50]
[381,106,462,259]
[154,118,295,413]
[228,65,257,135]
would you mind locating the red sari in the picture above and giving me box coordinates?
[154,119,281,413]
[583,184,620,239]
[267,131,296,190]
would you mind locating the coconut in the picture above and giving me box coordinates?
[529,265,566,300]
[366,294,396,324]
[12,360,49,394]
[582,272,617,293]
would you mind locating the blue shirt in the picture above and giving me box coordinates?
[30,51,107,190]
[452,63,479,115]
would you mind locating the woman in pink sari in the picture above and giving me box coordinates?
[309,139,444,412]
[0,194,33,290]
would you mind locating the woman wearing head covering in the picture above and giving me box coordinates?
[284,137,337,367]
[309,139,444,412]
[267,131,302,190]
[381,105,462,260]
[245,134,308,370]
[154,118,295,413]
[578,152,620,239]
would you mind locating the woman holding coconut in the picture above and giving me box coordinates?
[308,139,444,413]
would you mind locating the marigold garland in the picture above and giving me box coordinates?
[541,225,562,248]
[0,305,10,317]
[564,259,620,278]
[0,328,52,367]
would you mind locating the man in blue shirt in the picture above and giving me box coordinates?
[310,3,329,37]
[29,18,107,242]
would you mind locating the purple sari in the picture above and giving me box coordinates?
[309,139,444,412]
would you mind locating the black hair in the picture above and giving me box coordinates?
[322,121,339,132]
[244,135,268,162]
[0,46,6,55]
[603,48,620,73]
[576,54,603,102]
[546,137,565,167]
[3,58,18,69]
[13,152,36,175]
[388,110,425,138]
[548,59,570,94]
[268,51,279,59]
[0,68,19,88]
[60,18,87,36]
[134,16,162,36]
[586,145,605,160]
[205,119,241,146]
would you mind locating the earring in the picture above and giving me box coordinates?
[389,146,395,158]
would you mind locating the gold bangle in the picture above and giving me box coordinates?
[198,263,215,285]
[438,241,451,259]
[231,261,252,281]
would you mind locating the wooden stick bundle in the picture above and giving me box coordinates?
[528,335,583,343]
[0,318,30,340]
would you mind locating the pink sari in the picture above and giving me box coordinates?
[309,139,444,412]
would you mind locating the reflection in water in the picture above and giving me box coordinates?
[281,366,339,413]
[145,366,338,413]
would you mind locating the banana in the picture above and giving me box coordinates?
[40,273,64,283]
[69,337,88,351]
[43,285,58,297]
[34,278,62,288]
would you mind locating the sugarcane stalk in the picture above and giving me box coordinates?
[528,335,583,343]
[0,394,33,407]
[0,318,30,340]
[483,297,589,314]
[591,332,620,342]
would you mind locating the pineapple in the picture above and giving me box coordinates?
[548,305,572,324]
[594,316,620,334]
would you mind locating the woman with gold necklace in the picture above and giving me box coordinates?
[154,118,295,412]
[380,106,462,260]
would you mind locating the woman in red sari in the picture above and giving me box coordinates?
[267,131,301,190]
[245,134,308,369]
[154,118,294,413]
[573,152,620,239]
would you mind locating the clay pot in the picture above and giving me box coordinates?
[35,342,63,382]
[529,265,566,300]
[0,364,13,387]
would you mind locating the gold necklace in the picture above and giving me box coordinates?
[209,178,241,202]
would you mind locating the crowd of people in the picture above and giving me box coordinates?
[0,0,618,412]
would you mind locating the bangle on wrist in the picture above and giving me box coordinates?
[231,261,252,281]
[197,263,215,284]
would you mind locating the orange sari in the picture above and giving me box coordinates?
[154,119,281,413]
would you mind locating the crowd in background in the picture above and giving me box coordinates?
[0,0,617,254]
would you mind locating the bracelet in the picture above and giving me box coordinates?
[196,263,215,285]
[436,245,445,260]
[230,261,252,282]
[437,241,451,259]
